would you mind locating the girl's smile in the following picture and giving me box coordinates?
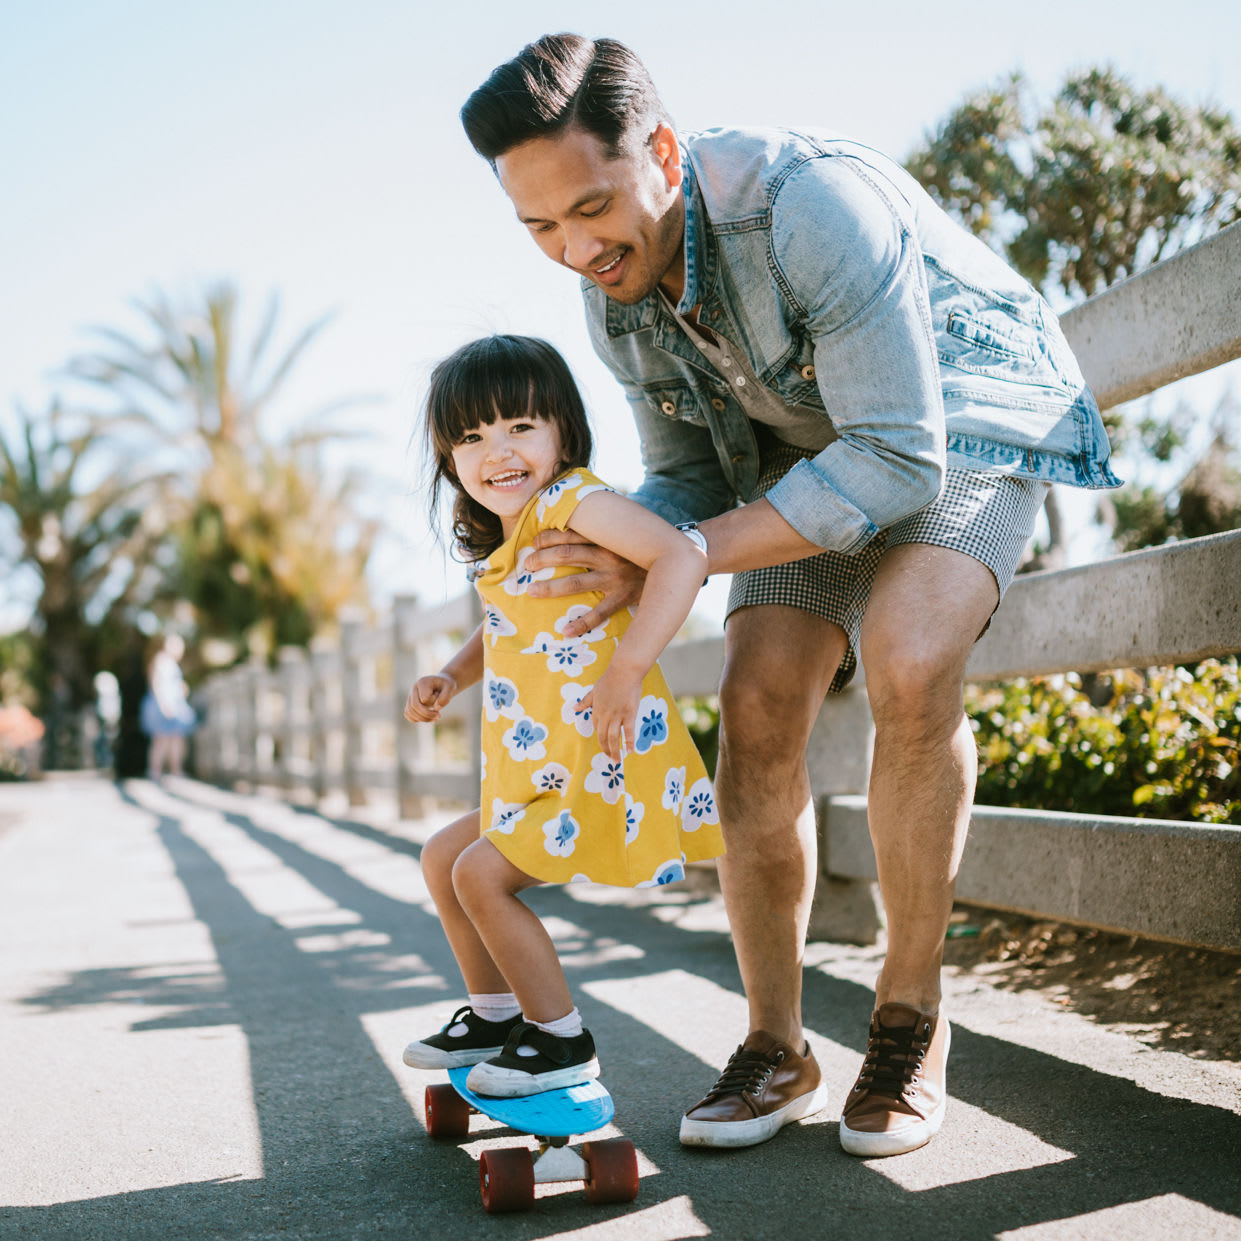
[451,416,564,538]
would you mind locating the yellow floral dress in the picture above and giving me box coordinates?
[472,469,724,888]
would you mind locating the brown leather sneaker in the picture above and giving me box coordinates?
[680,1030,829,1148]
[839,1002,950,1157]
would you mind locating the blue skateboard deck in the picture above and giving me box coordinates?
[446,1066,614,1138]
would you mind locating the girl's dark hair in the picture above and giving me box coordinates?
[461,33,671,165]
[424,335,593,560]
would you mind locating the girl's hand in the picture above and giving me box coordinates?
[404,674,457,723]
[575,668,640,763]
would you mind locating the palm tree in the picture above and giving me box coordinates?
[0,400,169,719]
[65,281,379,660]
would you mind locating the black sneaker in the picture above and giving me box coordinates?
[465,1022,600,1097]
[402,1006,523,1069]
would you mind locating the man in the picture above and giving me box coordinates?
[460,34,1118,1156]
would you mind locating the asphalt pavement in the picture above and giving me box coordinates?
[1,775,1239,1241]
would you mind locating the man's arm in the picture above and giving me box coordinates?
[759,155,947,553]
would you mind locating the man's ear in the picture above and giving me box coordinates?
[651,123,683,190]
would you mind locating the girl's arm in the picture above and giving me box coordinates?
[403,623,484,723]
[567,493,707,760]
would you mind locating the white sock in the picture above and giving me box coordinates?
[468,992,521,1024]
[514,1007,584,1056]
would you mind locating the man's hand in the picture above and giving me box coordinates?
[404,674,457,723]
[526,529,646,636]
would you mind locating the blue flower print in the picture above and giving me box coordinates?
[489,798,526,834]
[623,794,644,844]
[638,858,687,888]
[583,752,625,805]
[535,472,583,520]
[501,546,554,597]
[542,810,581,858]
[483,673,522,722]
[661,766,686,813]
[633,695,669,754]
[522,632,598,676]
[530,762,570,794]
[483,603,517,645]
[502,715,548,762]
[680,777,719,831]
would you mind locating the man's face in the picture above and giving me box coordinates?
[496,123,687,305]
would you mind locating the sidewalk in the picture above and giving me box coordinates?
[1,775,1238,1240]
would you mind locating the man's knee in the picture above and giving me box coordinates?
[862,629,964,736]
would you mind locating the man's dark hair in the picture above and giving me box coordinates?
[461,33,671,164]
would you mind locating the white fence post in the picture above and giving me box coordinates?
[339,615,367,807]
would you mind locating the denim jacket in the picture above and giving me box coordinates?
[584,127,1121,554]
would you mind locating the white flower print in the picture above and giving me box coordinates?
[502,715,548,762]
[483,673,523,722]
[523,632,597,676]
[638,857,687,887]
[535,473,583,519]
[623,794,644,844]
[553,605,606,645]
[489,799,526,834]
[501,545,555,596]
[570,873,593,884]
[661,766,686,814]
[530,762,570,794]
[483,603,517,646]
[542,809,581,858]
[680,777,719,831]
[633,695,670,754]
[583,751,625,804]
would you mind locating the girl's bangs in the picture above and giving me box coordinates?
[435,351,539,444]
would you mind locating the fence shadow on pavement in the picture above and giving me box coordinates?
[3,781,1238,1241]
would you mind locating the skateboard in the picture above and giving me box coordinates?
[424,1067,639,1214]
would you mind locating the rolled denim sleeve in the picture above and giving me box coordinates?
[763,157,945,552]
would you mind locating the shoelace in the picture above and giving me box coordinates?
[853,1019,930,1100]
[703,1046,784,1100]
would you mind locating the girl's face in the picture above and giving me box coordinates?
[450,414,564,539]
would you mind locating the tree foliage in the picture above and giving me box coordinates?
[968,662,1241,824]
[0,401,169,710]
[907,67,1241,302]
[65,282,378,662]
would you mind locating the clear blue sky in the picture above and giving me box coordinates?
[3,0,1239,631]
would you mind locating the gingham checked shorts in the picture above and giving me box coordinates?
[726,439,1051,692]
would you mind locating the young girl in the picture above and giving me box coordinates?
[402,335,724,1097]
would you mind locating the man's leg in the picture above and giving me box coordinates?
[716,604,848,1041]
[840,541,998,1156]
[679,603,846,1148]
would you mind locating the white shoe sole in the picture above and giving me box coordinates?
[839,1019,950,1157]
[679,1082,830,1148]
[838,1099,946,1157]
[402,1041,504,1070]
[466,1056,601,1097]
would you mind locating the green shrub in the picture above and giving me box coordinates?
[967,658,1241,824]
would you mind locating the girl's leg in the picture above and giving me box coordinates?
[452,837,572,1024]
[167,734,186,776]
[421,811,509,995]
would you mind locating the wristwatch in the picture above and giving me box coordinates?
[675,522,708,554]
[676,523,710,585]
